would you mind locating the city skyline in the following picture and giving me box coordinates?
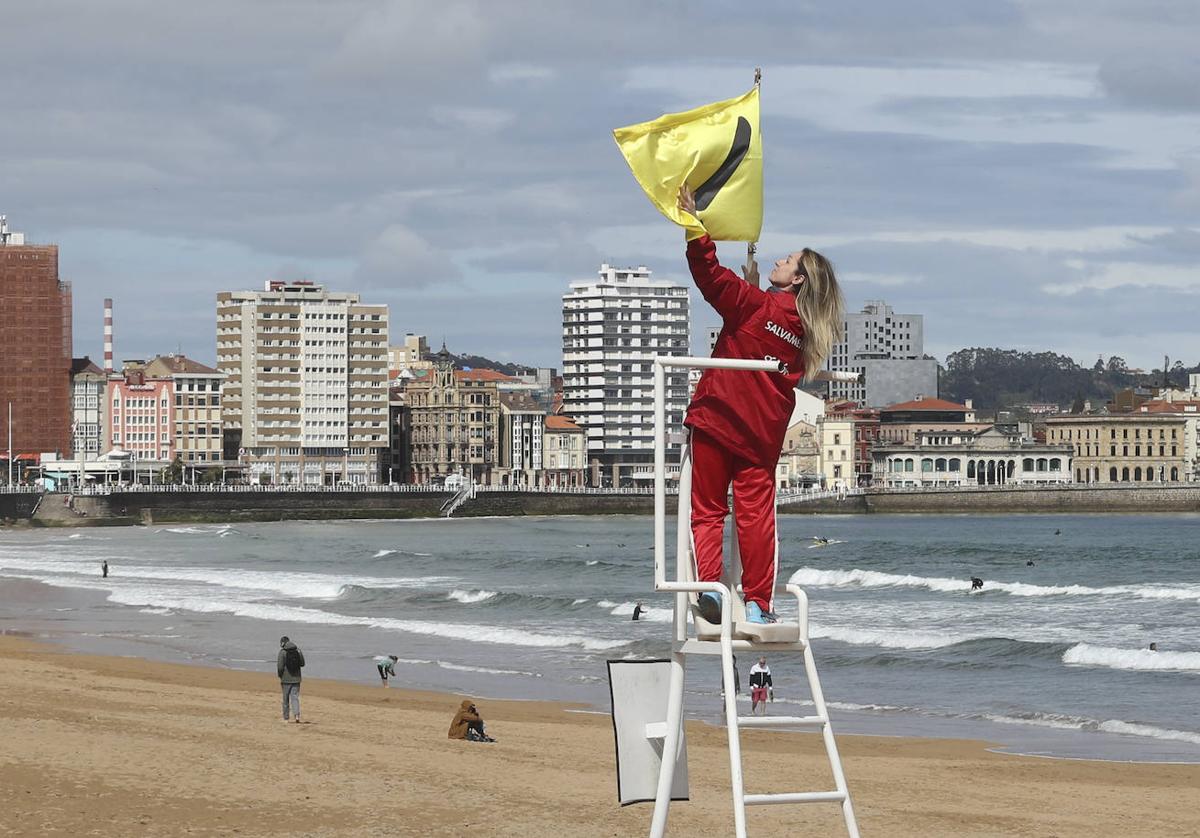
[3,2,1200,370]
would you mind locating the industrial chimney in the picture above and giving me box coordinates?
[103,298,114,375]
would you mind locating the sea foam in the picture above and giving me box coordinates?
[1062,643,1200,672]
[789,567,1200,603]
[447,589,498,604]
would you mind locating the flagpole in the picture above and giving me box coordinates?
[746,67,762,289]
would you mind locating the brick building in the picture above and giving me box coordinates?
[0,217,72,462]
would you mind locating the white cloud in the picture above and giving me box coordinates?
[354,224,458,288]
[488,63,555,84]
[430,106,515,133]
[1042,262,1200,295]
[627,61,1200,170]
[814,225,1180,253]
[319,0,489,81]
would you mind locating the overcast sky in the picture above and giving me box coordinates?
[3,1,1200,372]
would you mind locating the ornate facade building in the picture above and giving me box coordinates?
[776,419,819,488]
[1044,411,1193,483]
[407,348,501,485]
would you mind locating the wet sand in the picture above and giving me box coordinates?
[0,634,1196,837]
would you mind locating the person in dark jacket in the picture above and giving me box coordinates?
[749,656,773,715]
[678,184,845,625]
[448,699,494,742]
[277,636,305,722]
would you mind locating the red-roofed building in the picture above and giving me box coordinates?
[544,414,585,487]
[881,396,976,421]
[877,395,988,447]
[455,368,517,383]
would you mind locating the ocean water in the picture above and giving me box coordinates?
[1,513,1198,762]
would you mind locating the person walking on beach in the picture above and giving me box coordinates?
[678,184,845,626]
[374,654,398,686]
[101,560,108,578]
[749,656,773,715]
[277,636,305,723]
[448,699,495,742]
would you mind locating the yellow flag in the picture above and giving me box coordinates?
[613,87,761,242]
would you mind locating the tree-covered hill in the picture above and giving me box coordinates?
[940,348,1198,411]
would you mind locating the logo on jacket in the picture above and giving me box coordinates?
[765,320,802,348]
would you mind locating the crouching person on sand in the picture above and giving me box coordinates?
[277,635,305,723]
[448,699,495,743]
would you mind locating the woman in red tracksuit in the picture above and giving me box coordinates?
[678,185,845,625]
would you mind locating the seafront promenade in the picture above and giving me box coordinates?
[2,482,1198,526]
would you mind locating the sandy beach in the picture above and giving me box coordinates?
[0,635,1196,837]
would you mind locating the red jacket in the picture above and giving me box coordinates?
[684,236,805,467]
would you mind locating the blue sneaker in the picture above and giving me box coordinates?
[745,601,779,624]
[696,592,721,624]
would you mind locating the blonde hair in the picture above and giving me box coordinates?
[794,249,844,381]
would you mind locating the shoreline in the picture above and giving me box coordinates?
[2,634,1199,836]
[5,483,1200,528]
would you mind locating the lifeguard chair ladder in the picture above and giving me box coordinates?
[648,355,860,838]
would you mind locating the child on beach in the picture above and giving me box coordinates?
[678,184,845,625]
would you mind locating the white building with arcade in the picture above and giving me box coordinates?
[873,427,1074,488]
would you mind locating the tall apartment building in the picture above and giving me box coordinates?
[561,263,690,487]
[70,358,106,459]
[0,216,73,460]
[216,281,389,485]
[826,301,938,407]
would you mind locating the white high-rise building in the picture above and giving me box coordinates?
[826,300,938,407]
[216,280,389,485]
[562,263,690,487]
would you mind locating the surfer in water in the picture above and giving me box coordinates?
[970,577,984,591]
[812,536,830,545]
[632,601,644,621]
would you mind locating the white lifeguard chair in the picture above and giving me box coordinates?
[646,355,860,838]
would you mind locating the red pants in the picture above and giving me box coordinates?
[689,429,778,610]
